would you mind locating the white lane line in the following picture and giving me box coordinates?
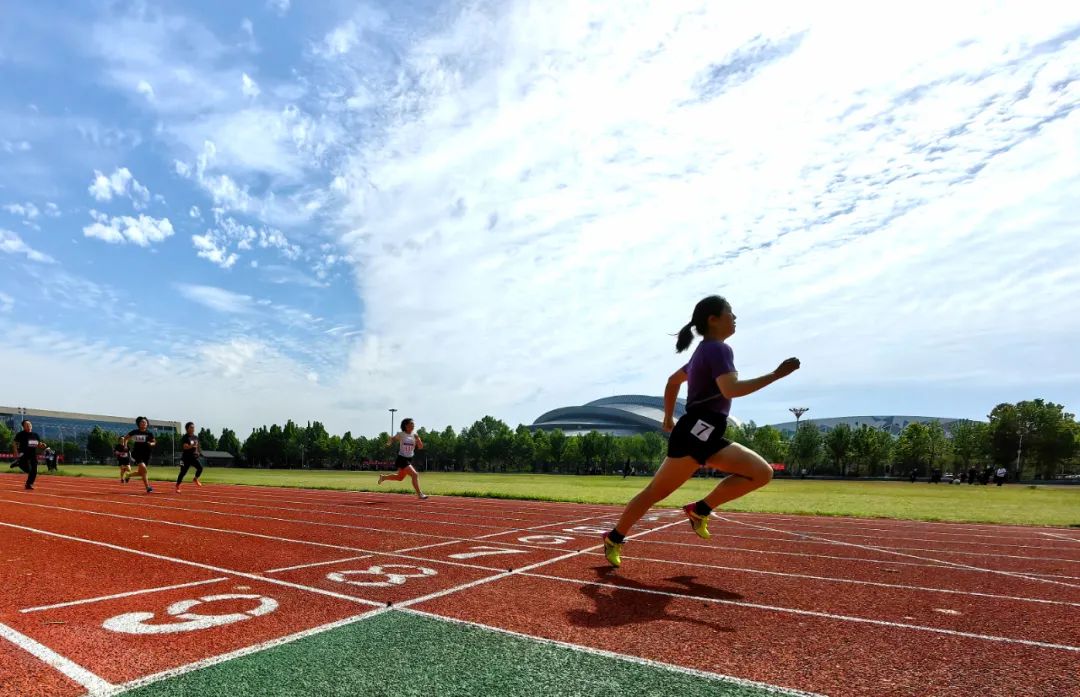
[516,572,1080,653]
[6,489,610,553]
[101,608,388,696]
[20,578,230,614]
[1042,532,1080,544]
[0,499,560,575]
[539,526,1080,564]
[0,621,115,694]
[264,556,372,575]
[720,515,1080,590]
[39,475,615,521]
[393,520,687,610]
[398,608,825,697]
[576,552,1080,607]
[0,521,382,608]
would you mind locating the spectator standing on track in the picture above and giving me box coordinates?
[176,421,204,493]
[379,418,428,500]
[11,419,45,490]
[980,467,992,485]
[44,447,57,472]
[115,440,132,483]
[122,417,156,494]
[602,295,800,568]
[994,466,1008,486]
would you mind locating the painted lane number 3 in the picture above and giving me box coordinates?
[103,594,278,635]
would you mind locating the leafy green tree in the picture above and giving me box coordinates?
[789,422,822,473]
[87,426,117,463]
[750,426,786,465]
[219,428,242,459]
[511,424,536,472]
[0,422,12,452]
[949,421,989,470]
[197,427,218,451]
[851,425,893,476]
[824,423,854,476]
[894,423,932,475]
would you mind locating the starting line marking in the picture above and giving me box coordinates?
[20,577,230,614]
[399,608,825,697]
[264,555,373,574]
[0,620,114,694]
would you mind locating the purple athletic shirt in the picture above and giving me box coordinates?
[682,340,736,416]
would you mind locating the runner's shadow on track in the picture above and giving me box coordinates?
[565,568,737,633]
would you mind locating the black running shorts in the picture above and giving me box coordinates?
[394,455,414,470]
[667,411,732,465]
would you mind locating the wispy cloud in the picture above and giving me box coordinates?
[266,0,290,18]
[0,291,13,313]
[175,284,254,314]
[3,202,40,220]
[0,228,55,263]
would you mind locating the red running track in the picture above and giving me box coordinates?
[1,472,1077,697]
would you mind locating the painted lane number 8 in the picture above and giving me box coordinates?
[327,564,438,587]
[691,420,715,441]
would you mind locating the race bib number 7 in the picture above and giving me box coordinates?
[691,420,715,442]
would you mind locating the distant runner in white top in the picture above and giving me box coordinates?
[379,418,428,500]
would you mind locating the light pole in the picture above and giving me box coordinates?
[389,408,397,435]
[789,408,809,475]
[1015,421,1031,481]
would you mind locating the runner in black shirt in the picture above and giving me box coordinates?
[11,420,46,490]
[176,422,203,493]
[115,441,132,483]
[122,416,156,494]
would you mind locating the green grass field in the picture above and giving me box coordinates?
[51,465,1079,527]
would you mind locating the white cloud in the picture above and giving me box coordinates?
[241,73,261,98]
[189,205,201,219]
[83,211,174,246]
[1,140,31,153]
[87,167,151,209]
[3,202,40,220]
[266,0,290,16]
[0,292,13,313]
[137,80,155,101]
[175,284,253,313]
[328,1,1080,429]
[192,233,239,269]
[0,228,55,263]
[44,202,61,218]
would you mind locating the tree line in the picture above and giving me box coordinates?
[1,398,1076,480]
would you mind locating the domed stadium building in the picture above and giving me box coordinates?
[530,397,970,438]
[530,395,743,438]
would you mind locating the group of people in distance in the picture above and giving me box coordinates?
[9,416,204,494]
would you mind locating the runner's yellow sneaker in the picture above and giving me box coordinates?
[602,533,624,568]
[682,503,710,540]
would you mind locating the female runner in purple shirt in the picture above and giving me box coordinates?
[603,295,800,567]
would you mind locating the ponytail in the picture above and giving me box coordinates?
[675,322,696,353]
[674,295,731,353]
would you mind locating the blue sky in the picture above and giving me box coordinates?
[1,0,1078,437]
